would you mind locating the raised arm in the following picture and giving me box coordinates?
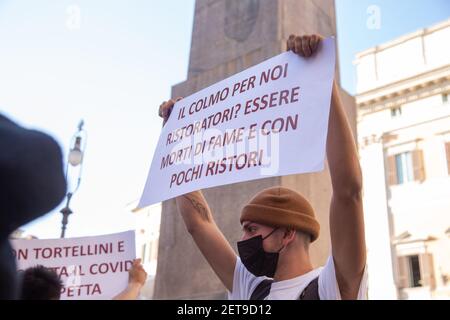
[159,100,237,292]
[327,80,366,299]
[287,35,366,299]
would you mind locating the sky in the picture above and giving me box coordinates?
[0,0,196,239]
[0,0,449,239]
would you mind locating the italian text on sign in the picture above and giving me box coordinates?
[11,231,135,300]
[138,38,336,208]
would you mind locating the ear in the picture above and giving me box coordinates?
[282,228,296,245]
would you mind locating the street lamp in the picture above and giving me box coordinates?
[60,120,87,238]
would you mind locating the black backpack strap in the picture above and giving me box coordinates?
[298,277,320,300]
[250,279,274,300]
[250,277,320,300]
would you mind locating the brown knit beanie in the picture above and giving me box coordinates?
[240,186,320,242]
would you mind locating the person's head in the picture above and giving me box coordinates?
[237,186,320,277]
[240,222,312,252]
[20,265,63,300]
[0,114,66,298]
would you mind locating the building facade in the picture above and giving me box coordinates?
[355,19,450,299]
[133,203,161,299]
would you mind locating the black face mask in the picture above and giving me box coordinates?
[237,228,283,278]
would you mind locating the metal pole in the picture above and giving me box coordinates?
[60,192,73,238]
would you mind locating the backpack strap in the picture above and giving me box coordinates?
[298,277,320,300]
[249,276,320,300]
[249,279,274,300]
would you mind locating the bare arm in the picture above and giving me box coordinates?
[113,259,147,300]
[327,80,366,299]
[176,191,237,291]
[159,100,237,292]
[288,35,366,299]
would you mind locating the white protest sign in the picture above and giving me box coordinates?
[138,38,336,208]
[11,230,135,300]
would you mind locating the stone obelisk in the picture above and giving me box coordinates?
[154,0,356,299]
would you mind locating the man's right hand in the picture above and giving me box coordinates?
[158,97,182,126]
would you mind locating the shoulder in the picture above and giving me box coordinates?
[318,256,369,300]
[228,258,268,300]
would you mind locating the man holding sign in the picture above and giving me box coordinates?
[158,35,366,300]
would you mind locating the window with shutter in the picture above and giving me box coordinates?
[408,255,422,287]
[387,155,398,186]
[394,152,414,184]
[419,253,435,289]
[412,149,425,182]
[397,256,409,289]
